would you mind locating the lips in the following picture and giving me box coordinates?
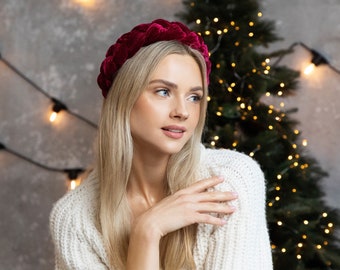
[161,125,186,139]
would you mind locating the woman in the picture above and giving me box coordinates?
[50,19,273,269]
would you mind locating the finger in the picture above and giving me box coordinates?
[177,176,224,195]
[195,213,228,226]
[196,191,238,203]
[196,202,236,214]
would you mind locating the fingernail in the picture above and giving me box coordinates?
[232,192,238,198]
[229,205,237,211]
[217,176,224,181]
[220,219,227,225]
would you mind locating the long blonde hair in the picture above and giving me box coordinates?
[96,40,208,269]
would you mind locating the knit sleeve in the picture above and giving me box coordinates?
[194,148,273,270]
[49,174,110,270]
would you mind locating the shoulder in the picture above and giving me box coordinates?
[50,170,99,228]
[195,146,272,269]
[202,145,258,165]
[200,145,264,181]
[49,170,101,250]
[50,171,110,268]
[198,145,266,197]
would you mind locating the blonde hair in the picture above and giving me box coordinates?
[96,40,208,269]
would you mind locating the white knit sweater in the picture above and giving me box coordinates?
[50,147,273,269]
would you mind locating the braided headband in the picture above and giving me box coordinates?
[97,19,211,98]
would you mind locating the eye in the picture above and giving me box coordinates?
[188,94,203,102]
[156,89,170,97]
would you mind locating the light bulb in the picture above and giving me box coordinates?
[49,111,58,122]
[304,63,315,75]
[70,179,77,190]
[50,99,67,123]
[65,169,84,191]
[304,49,328,75]
[74,0,96,8]
[68,178,81,191]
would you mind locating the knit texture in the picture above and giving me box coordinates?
[50,146,273,269]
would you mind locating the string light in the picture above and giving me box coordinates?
[0,51,96,191]
[49,98,67,123]
[303,49,329,75]
[0,142,86,190]
[272,42,340,75]
[0,53,98,128]
[65,169,84,190]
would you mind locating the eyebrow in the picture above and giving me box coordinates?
[148,79,203,92]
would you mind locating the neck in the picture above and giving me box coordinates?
[127,150,170,207]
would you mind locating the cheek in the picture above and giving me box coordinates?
[131,98,164,128]
[190,105,202,126]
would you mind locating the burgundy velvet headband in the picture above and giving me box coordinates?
[97,19,211,98]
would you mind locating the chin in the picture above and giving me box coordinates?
[158,141,188,156]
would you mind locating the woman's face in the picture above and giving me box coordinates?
[130,53,203,157]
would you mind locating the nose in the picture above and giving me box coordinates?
[170,99,189,120]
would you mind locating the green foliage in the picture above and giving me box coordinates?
[178,0,340,269]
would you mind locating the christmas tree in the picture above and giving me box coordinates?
[178,0,340,269]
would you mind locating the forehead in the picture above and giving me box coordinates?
[148,54,203,86]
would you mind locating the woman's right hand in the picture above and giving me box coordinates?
[126,176,237,270]
[131,176,238,241]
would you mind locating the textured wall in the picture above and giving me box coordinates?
[0,0,339,269]
[262,0,340,209]
[0,0,182,269]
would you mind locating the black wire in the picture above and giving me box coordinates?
[0,52,50,99]
[68,110,98,129]
[0,53,98,128]
[0,142,85,178]
[328,63,340,75]
[272,42,340,75]
[271,41,300,67]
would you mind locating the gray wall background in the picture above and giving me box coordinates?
[0,0,339,269]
